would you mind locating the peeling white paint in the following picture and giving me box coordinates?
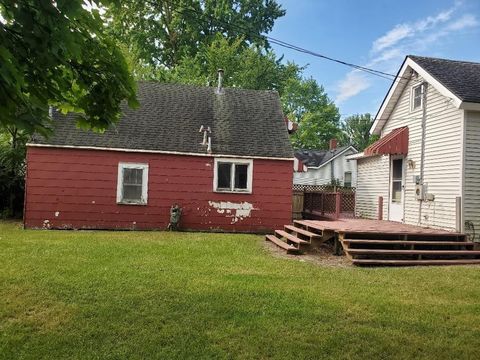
[54,211,60,217]
[208,201,257,224]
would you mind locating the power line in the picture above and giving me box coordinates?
[171,6,409,82]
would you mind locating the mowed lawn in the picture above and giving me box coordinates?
[1,222,480,359]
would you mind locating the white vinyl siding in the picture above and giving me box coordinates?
[293,148,357,186]
[464,110,480,236]
[382,74,463,230]
[355,155,389,219]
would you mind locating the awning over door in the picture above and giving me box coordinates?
[364,126,408,156]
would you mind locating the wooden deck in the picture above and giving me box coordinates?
[295,218,464,237]
[266,218,480,266]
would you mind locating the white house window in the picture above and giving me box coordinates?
[412,84,423,110]
[214,158,253,193]
[117,163,149,205]
[344,171,352,188]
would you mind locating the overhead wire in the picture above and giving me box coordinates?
[171,6,410,82]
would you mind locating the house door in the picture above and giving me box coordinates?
[389,156,405,222]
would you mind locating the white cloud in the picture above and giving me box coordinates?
[336,71,370,104]
[335,2,478,104]
[372,24,412,53]
[446,14,478,30]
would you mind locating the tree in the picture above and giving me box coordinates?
[0,126,28,217]
[0,0,138,135]
[150,34,299,92]
[282,78,341,149]
[106,0,285,69]
[339,113,378,151]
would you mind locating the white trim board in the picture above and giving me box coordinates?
[27,143,294,161]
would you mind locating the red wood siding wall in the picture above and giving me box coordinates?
[24,147,293,232]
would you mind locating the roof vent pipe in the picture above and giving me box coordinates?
[216,69,224,94]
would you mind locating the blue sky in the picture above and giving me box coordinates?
[270,0,480,119]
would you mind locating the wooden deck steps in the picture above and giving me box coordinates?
[275,230,309,245]
[265,235,298,254]
[342,239,475,247]
[352,259,480,266]
[284,225,321,239]
[266,222,324,253]
[267,219,480,266]
[347,249,480,256]
[341,236,480,266]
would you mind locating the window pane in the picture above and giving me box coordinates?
[413,86,422,109]
[217,163,232,189]
[392,159,403,180]
[344,172,352,187]
[392,181,402,203]
[234,164,248,189]
[123,168,143,185]
[123,184,142,201]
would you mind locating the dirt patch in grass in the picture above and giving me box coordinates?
[263,240,352,268]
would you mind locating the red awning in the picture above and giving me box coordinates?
[364,126,408,156]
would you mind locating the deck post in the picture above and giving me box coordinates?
[335,192,341,220]
[378,196,383,220]
[333,232,341,256]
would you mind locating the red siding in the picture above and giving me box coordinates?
[24,147,293,232]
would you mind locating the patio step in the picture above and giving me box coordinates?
[275,230,309,245]
[352,259,480,266]
[347,249,480,256]
[342,239,475,247]
[265,235,299,254]
[284,225,321,240]
[293,220,324,236]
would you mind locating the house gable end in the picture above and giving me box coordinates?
[371,56,464,135]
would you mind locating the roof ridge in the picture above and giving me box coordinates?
[408,54,480,66]
[136,81,280,94]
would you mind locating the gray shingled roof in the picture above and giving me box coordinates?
[32,82,293,159]
[294,146,354,167]
[409,55,480,103]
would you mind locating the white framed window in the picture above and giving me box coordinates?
[213,158,253,193]
[116,162,149,205]
[344,171,352,188]
[411,84,423,111]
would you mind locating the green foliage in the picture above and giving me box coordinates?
[282,78,341,149]
[106,0,285,69]
[0,0,138,135]
[152,34,299,92]
[339,113,379,151]
[0,126,27,217]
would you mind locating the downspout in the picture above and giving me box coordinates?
[418,82,428,225]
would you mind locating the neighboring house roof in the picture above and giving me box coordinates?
[371,55,480,135]
[31,82,294,159]
[294,145,357,168]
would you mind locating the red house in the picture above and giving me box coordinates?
[24,82,294,232]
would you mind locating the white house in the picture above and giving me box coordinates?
[294,139,357,187]
[350,55,480,234]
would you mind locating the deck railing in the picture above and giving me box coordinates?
[302,190,355,220]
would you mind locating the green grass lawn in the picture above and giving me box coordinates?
[1,221,480,359]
